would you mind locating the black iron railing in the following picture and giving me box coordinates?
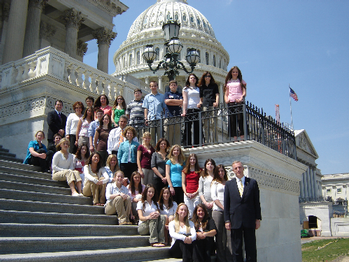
[131,101,297,159]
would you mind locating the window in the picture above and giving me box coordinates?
[213,55,216,67]
[326,189,331,193]
[129,54,132,67]
[205,52,209,65]
[337,188,342,193]
[137,51,140,64]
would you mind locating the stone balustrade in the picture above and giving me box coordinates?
[0,46,138,101]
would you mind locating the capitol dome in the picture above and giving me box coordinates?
[113,0,229,96]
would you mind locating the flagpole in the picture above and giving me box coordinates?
[289,84,294,130]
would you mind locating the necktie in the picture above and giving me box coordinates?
[238,179,244,197]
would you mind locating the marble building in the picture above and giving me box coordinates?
[0,0,329,260]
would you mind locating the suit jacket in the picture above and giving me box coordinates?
[224,176,261,229]
[47,110,67,140]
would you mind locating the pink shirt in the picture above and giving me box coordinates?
[94,105,112,119]
[226,79,246,103]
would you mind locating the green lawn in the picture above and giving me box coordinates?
[302,238,349,262]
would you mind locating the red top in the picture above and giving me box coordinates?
[185,170,200,193]
[138,144,155,169]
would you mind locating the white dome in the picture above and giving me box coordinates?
[127,0,216,40]
[112,0,229,97]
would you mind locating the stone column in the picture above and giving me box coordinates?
[2,0,29,64]
[62,8,83,58]
[158,76,163,92]
[93,27,116,73]
[23,0,47,57]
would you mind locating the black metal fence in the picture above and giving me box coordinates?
[131,101,297,159]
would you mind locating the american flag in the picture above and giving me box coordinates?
[289,87,298,101]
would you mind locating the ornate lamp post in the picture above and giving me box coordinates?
[142,20,200,81]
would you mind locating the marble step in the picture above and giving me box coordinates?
[0,188,92,205]
[0,223,138,237]
[0,172,67,188]
[0,179,71,195]
[0,246,171,262]
[0,235,151,254]
[0,198,104,215]
[0,209,117,225]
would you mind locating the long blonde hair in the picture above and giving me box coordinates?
[174,203,190,234]
[168,145,185,165]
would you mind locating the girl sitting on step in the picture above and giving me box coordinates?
[105,170,132,225]
[137,184,166,247]
[83,152,109,205]
[23,130,50,172]
[51,138,82,196]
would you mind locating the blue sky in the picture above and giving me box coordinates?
[83,0,349,175]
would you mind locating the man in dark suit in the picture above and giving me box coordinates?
[47,100,67,147]
[224,161,261,262]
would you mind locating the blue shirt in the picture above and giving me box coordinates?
[166,159,183,187]
[23,140,47,164]
[142,92,166,120]
[88,120,100,141]
[164,91,182,117]
[117,140,140,164]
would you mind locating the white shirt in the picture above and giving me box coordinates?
[66,113,81,135]
[136,200,159,225]
[105,183,129,205]
[83,165,109,185]
[159,201,178,217]
[52,151,74,173]
[184,86,200,109]
[169,220,197,247]
[211,181,225,212]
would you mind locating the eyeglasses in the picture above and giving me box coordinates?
[117,98,123,100]
[205,75,211,78]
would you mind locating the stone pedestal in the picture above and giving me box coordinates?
[187,141,307,262]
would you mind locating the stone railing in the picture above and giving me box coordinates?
[0,46,140,101]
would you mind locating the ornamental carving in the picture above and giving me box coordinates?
[0,96,73,120]
[40,21,56,39]
[28,0,48,9]
[93,28,117,46]
[61,8,84,29]
[77,40,88,57]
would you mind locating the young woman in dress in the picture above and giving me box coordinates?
[169,203,197,262]
[211,164,231,262]
[198,159,216,215]
[51,138,82,196]
[105,170,132,225]
[191,204,217,262]
[137,184,166,247]
[118,126,139,180]
[75,106,93,148]
[82,152,109,205]
[105,154,119,183]
[94,114,112,165]
[165,144,186,204]
[94,94,112,119]
[23,131,50,172]
[137,132,155,185]
[66,101,84,154]
[182,153,201,218]
[181,74,202,146]
[127,171,145,224]
[151,138,170,198]
[73,144,90,190]
[224,66,247,141]
[111,95,126,127]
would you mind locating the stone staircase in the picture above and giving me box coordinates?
[0,145,178,261]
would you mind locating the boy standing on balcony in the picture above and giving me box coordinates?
[164,80,182,146]
[142,81,166,145]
